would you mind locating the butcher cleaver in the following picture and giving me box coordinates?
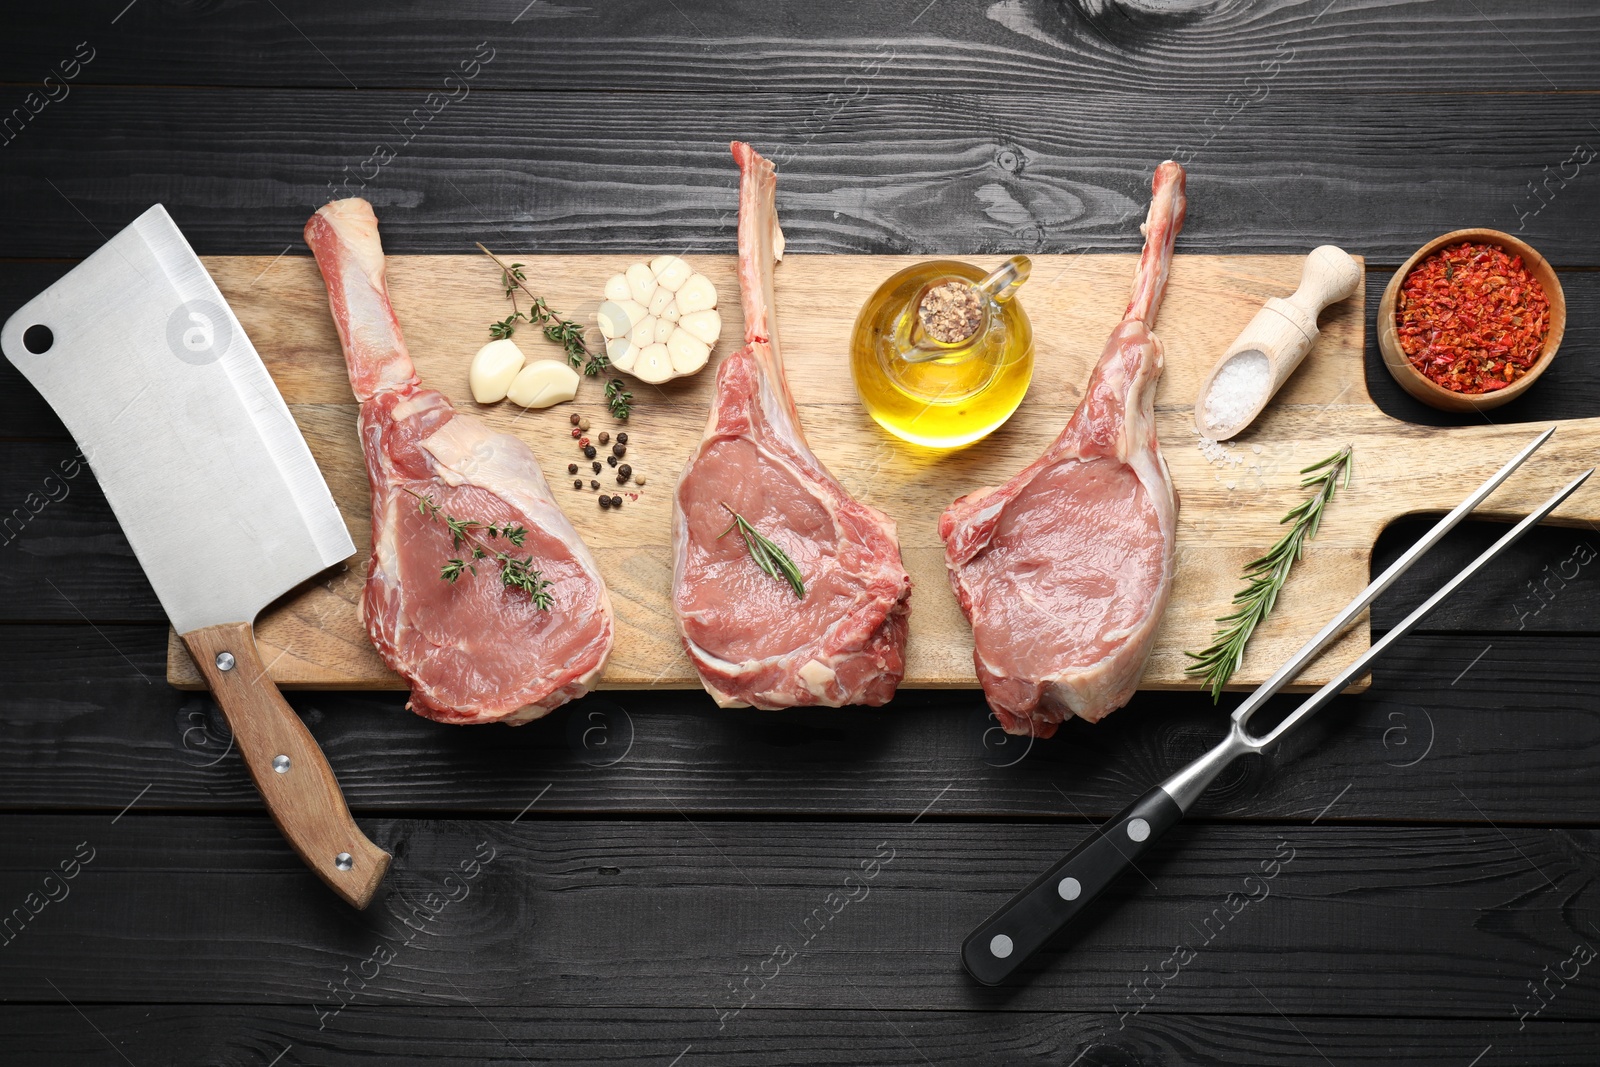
[1,204,391,908]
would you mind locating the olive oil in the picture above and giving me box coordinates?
[850,259,1034,449]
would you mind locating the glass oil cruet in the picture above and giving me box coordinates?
[849,255,1034,449]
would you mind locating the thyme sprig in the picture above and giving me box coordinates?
[604,377,633,421]
[476,243,608,377]
[1184,445,1353,701]
[404,489,553,609]
[718,503,805,600]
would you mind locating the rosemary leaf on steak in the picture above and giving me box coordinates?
[405,489,549,608]
[718,503,805,600]
[477,242,608,376]
[1184,445,1353,701]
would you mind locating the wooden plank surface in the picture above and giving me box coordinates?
[6,1006,1589,1067]
[149,250,1600,696]
[6,0,1600,94]
[153,251,1386,693]
[5,2,1600,1059]
[9,622,1600,822]
[4,89,1600,261]
[2,815,1594,1019]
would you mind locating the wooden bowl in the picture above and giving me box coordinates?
[1378,228,1565,412]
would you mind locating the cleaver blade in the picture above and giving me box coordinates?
[1,204,390,908]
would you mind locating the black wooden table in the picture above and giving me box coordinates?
[3,3,1599,1064]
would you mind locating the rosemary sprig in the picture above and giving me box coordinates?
[476,242,609,377]
[604,377,633,421]
[718,503,805,599]
[1184,445,1354,701]
[404,489,552,609]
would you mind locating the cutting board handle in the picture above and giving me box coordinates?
[182,622,391,908]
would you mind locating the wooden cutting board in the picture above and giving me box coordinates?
[168,252,1599,696]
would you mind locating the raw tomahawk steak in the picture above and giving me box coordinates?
[940,162,1187,738]
[671,142,912,708]
[306,199,613,725]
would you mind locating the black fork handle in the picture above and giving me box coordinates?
[961,786,1183,985]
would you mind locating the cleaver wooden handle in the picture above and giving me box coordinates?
[182,621,391,908]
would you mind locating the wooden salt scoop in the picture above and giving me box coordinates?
[1193,245,1361,440]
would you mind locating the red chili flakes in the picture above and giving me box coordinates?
[1395,241,1550,395]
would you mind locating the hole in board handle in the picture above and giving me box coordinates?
[22,324,53,354]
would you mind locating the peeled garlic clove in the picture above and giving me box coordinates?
[659,300,681,323]
[678,308,721,346]
[667,328,710,374]
[606,336,636,371]
[634,342,673,384]
[506,359,580,409]
[648,286,674,317]
[676,273,718,315]
[630,315,657,349]
[653,316,674,344]
[598,299,646,340]
[468,338,527,404]
[650,255,693,291]
[603,274,630,303]
[625,262,657,306]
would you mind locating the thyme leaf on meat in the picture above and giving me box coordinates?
[477,243,610,377]
[604,377,633,421]
[405,489,550,608]
[718,503,805,600]
[1184,445,1353,702]
[498,553,555,608]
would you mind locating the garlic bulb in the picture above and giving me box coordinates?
[596,255,721,384]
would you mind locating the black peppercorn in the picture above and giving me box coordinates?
[610,495,623,508]
[583,445,597,460]
[607,455,618,468]
[615,472,627,485]
[599,495,612,509]
[616,431,628,445]
[592,461,602,474]
[590,479,600,490]
[567,463,578,475]
[598,431,610,445]
[572,479,582,490]
[569,413,580,426]
[612,443,625,458]
[618,464,632,480]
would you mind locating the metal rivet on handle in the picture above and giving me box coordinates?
[272,755,291,774]
[989,933,1013,959]
[1127,817,1150,842]
[335,853,354,871]
[215,651,235,672]
[1058,876,1082,901]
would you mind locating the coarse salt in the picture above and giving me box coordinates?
[1197,436,1243,467]
[1202,350,1270,433]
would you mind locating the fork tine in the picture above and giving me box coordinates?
[1232,425,1555,728]
[1256,466,1594,748]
